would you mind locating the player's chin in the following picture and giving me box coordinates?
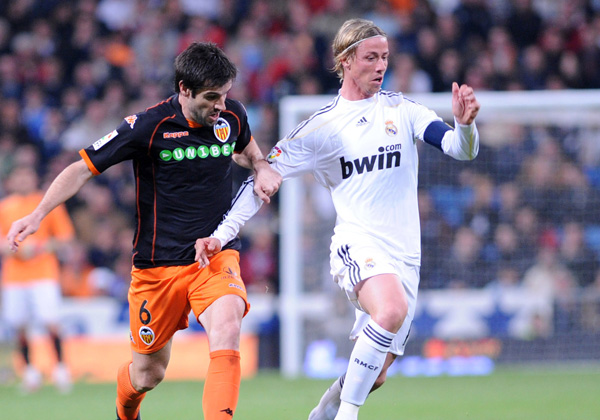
[207,113,220,125]
[369,80,383,93]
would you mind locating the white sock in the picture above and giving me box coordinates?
[308,375,344,420]
[334,401,359,420]
[339,320,395,407]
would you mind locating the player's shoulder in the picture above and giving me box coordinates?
[377,90,406,106]
[140,95,178,118]
[285,95,343,140]
[224,98,248,119]
[118,95,178,132]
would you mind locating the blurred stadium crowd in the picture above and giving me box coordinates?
[1,0,600,323]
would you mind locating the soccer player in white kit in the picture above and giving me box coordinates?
[196,18,481,420]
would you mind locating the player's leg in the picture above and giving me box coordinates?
[32,280,71,392]
[191,249,248,420]
[116,343,172,420]
[198,294,246,420]
[118,265,190,420]
[17,326,43,393]
[308,375,345,420]
[335,273,408,420]
[308,352,397,420]
[2,284,41,392]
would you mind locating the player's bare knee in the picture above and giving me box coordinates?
[373,306,407,332]
[132,365,166,392]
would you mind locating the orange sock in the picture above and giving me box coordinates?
[116,362,146,420]
[202,350,241,420]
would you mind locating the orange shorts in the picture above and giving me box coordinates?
[128,249,249,354]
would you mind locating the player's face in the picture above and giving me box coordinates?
[343,37,389,99]
[181,80,233,126]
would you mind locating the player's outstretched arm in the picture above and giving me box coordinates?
[235,140,282,203]
[194,176,265,268]
[7,160,93,252]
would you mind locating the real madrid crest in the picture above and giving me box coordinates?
[213,118,231,143]
[385,120,398,137]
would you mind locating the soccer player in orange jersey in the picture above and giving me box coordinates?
[0,165,75,393]
[7,43,281,419]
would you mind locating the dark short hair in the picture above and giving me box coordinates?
[174,42,237,94]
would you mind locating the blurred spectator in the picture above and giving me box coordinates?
[558,221,599,288]
[418,189,453,289]
[486,223,532,276]
[437,48,463,91]
[453,0,494,45]
[519,45,549,90]
[505,0,543,49]
[441,226,490,288]
[95,0,138,32]
[496,181,521,224]
[415,26,443,91]
[383,52,432,93]
[513,205,541,263]
[485,263,522,294]
[240,224,278,294]
[557,161,600,224]
[60,99,121,152]
[522,243,578,333]
[580,269,600,332]
[464,174,499,240]
[518,140,563,224]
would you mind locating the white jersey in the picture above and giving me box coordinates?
[213,90,479,266]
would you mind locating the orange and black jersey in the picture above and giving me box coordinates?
[79,94,251,269]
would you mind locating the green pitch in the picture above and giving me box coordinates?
[0,365,598,419]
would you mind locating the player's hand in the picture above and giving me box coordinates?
[194,237,222,268]
[253,160,282,204]
[452,82,480,125]
[6,214,42,253]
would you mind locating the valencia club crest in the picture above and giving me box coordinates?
[214,118,231,142]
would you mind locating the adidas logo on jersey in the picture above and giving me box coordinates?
[356,116,368,126]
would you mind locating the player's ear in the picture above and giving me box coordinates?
[342,56,351,72]
[179,81,191,97]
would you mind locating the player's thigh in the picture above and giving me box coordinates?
[330,242,397,310]
[31,280,62,326]
[198,294,246,351]
[189,249,249,322]
[350,262,419,356]
[1,284,29,329]
[129,266,191,355]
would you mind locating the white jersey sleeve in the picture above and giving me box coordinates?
[211,177,264,248]
[442,118,479,160]
[208,97,338,247]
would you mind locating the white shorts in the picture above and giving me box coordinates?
[1,279,62,329]
[330,242,420,356]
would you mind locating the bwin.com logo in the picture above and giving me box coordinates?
[339,144,402,179]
